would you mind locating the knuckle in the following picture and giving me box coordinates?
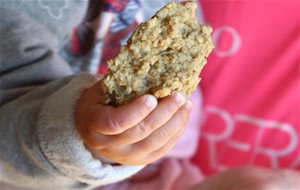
[164,102,180,115]
[104,115,123,134]
[177,107,190,123]
[145,132,169,150]
[156,130,170,142]
[136,121,150,134]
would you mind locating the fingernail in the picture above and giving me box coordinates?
[144,95,157,109]
[184,99,193,111]
[172,91,186,104]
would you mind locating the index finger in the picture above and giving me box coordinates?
[89,94,158,135]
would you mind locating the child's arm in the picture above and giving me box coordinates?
[0,8,192,190]
[0,8,138,190]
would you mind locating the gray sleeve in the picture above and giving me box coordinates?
[0,8,143,190]
[0,0,87,43]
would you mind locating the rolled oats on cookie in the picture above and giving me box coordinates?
[101,1,213,106]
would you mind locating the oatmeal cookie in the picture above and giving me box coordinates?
[101,1,213,106]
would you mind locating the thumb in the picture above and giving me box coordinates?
[89,94,157,135]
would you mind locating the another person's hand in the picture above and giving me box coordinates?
[190,166,300,190]
[75,80,193,165]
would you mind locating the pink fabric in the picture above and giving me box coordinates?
[192,0,300,176]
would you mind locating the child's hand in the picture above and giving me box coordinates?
[75,81,193,165]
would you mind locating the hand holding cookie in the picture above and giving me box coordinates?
[76,1,212,165]
[75,81,192,165]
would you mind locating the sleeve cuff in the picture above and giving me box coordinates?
[37,73,144,186]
